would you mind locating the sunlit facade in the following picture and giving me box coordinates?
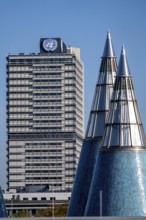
[6,38,84,193]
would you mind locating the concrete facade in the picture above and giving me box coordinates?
[4,191,70,216]
[6,38,84,193]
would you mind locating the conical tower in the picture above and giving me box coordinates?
[0,187,7,217]
[67,31,117,216]
[85,46,146,216]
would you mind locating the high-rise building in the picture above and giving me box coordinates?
[85,46,146,216]
[67,31,117,216]
[6,38,84,193]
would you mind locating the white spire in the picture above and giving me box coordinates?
[86,31,117,139]
[117,45,131,76]
[102,30,116,57]
[102,46,146,149]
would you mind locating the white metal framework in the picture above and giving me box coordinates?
[102,46,146,149]
[86,32,117,139]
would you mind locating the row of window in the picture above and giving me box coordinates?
[25,149,62,153]
[25,163,62,166]
[8,57,73,64]
[25,156,62,159]
[26,170,62,173]
[25,177,62,180]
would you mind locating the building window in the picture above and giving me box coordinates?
[41,197,46,200]
[32,197,37,200]
[23,198,28,201]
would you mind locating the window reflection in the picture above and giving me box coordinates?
[121,125,131,146]
[92,87,100,111]
[121,101,129,123]
[86,113,95,137]
[98,86,106,110]
[129,101,136,123]
[110,125,120,146]
[113,102,120,123]
[131,125,141,146]
[103,126,111,147]
[94,112,105,137]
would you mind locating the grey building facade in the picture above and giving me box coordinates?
[6,38,84,193]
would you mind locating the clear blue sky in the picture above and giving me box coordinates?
[0,0,146,189]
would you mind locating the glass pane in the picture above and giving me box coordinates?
[121,125,131,146]
[129,101,136,123]
[107,86,113,107]
[92,87,100,110]
[101,72,107,84]
[131,125,141,146]
[98,86,106,110]
[121,101,129,123]
[94,112,105,137]
[97,72,102,84]
[131,89,136,100]
[107,58,112,72]
[107,103,114,123]
[113,102,120,123]
[107,72,113,84]
[110,125,120,146]
[99,59,106,72]
[120,89,127,100]
[139,126,146,146]
[127,89,132,100]
[86,113,96,137]
[103,126,111,147]
[114,84,120,100]
[134,102,141,123]
[112,71,116,82]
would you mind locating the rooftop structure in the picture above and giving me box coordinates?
[85,46,146,216]
[67,32,117,216]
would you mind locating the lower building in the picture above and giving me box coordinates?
[4,191,70,216]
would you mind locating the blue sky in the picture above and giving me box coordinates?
[0,0,146,188]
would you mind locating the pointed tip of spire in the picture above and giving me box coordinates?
[117,46,131,76]
[102,30,116,57]
[121,44,126,56]
[107,30,111,39]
